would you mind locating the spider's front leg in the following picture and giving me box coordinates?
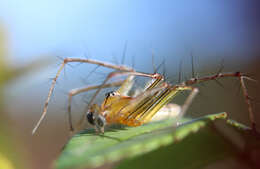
[32,57,135,135]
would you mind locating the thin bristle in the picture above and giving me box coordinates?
[152,50,156,73]
[155,58,166,74]
[217,59,225,74]
[213,78,225,89]
[178,59,183,83]
[121,41,128,65]
[191,52,195,78]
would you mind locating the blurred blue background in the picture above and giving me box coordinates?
[0,0,258,64]
[0,1,259,169]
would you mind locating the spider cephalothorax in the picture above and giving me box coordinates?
[86,90,124,133]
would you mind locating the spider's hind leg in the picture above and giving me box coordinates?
[182,72,257,132]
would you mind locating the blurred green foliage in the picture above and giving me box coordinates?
[0,24,51,169]
[0,24,18,169]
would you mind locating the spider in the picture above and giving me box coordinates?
[32,57,256,134]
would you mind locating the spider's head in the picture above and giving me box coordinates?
[86,111,106,134]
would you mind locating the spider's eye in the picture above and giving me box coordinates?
[105,91,118,98]
[86,111,95,125]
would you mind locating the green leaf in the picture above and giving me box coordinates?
[55,112,230,169]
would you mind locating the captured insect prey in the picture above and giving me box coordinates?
[32,57,257,135]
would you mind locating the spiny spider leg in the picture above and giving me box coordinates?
[182,72,256,131]
[32,58,136,135]
[109,82,197,127]
[138,85,198,124]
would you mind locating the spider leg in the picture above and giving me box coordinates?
[182,72,256,131]
[136,85,198,125]
[103,82,168,125]
[115,84,198,126]
[32,57,136,135]
[116,75,135,95]
[178,87,199,119]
